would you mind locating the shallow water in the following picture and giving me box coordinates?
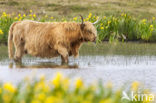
[0,42,156,92]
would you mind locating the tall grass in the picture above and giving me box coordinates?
[0,11,156,44]
[96,13,156,42]
[0,12,14,44]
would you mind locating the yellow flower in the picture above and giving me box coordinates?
[23,14,26,17]
[86,18,89,21]
[143,94,154,103]
[29,14,32,17]
[142,19,147,23]
[121,13,125,17]
[99,98,113,103]
[131,81,140,91]
[14,17,18,20]
[18,14,21,17]
[3,94,11,103]
[121,13,127,17]
[31,100,40,103]
[0,29,3,35]
[33,14,36,18]
[152,17,155,20]
[2,12,7,17]
[73,17,77,21]
[150,28,153,31]
[75,78,83,88]
[101,27,104,29]
[3,83,16,93]
[150,25,154,31]
[44,96,55,103]
[30,10,32,13]
[88,13,92,18]
[124,14,127,17]
[150,24,153,28]
[35,79,49,93]
[108,20,111,24]
[37,93,46,101]
[2,12,6,15]
[50,16,54,19]
[62,78,70,89]
[52,72,63,87]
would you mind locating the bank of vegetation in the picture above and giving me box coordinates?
[0,11,156,44]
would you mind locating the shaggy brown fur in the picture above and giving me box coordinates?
[8,20,97,64]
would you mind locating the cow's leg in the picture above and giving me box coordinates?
[71,42,82,58]
[14,45,24,63]
[72,47,79,58]
[61,55,68,64]
[14,39,24,63]
[56,45,69,64]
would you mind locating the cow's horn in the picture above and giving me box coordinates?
[93,17,99,25]
[79,15,84,25]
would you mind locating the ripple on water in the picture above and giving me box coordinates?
[0,43,156,92]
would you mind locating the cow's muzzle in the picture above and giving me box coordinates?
[94,40,96,44]
[93,37,97,44]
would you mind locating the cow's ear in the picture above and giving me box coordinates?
[80,24,85,30]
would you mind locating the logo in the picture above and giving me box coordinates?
[122,91,155,102]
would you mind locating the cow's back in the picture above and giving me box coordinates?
[13,20,59,58]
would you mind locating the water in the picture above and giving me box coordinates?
[0,42,156,93]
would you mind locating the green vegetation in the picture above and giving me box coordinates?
[1,0,156,44]
[96,13,156,42]
[0,12,156,44]
[1,0,156,19]
[0,72,152,103]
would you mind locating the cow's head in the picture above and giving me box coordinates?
[80,15,98,43]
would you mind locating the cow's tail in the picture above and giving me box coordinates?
[8,22,17,59]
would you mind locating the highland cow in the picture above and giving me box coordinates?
[8,16,98,64]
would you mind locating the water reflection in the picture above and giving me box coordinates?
[9,62,78,69]
[0,43,156,92]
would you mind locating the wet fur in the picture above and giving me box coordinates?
[8,20,97,63]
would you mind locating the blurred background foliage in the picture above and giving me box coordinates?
[0,0,156,19]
